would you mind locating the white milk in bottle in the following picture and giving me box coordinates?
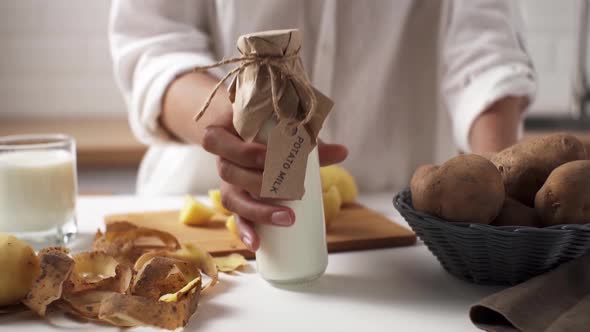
[254,120,328,284]
[194,29,331,285]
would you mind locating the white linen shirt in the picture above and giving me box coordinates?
[109,0,536,195]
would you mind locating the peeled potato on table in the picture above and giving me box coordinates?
[205,165,358,234]
[320,165,358,204]
[322,185,342,229]
[0,234,40,306]
[208,189,231,215]
[179,195,216,226]
[225,215,239,238]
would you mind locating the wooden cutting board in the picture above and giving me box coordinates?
[104,204,416,259]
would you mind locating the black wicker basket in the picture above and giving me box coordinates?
[394,188,590,285]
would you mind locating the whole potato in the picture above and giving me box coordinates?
[410,154,504,224]
[492,134,586,206]
[477,152,497,162]
[535,160,590,226]
[0,233,40,306]
[491,197,540,227]
[575,135,590,159]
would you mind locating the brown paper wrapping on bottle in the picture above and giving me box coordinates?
[226,29,333,200]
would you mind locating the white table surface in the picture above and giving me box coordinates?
[0,192,503,332]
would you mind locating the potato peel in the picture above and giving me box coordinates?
[159,276,202,302]
[0,304,28,315]
[73,251,118,282]
[135,243,218,289]
[99,277,201,330]
[66,251,132,294]
[132,256,199,300]
[93,221,180,264]
[22,247,74,316]
[176,243,218,284]
[60,290,118,319]
[110,264,133,293]
[213,253,248,273]
[6,223,228,330]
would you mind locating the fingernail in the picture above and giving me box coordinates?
[272,211,293,226]
[241,234,254,251]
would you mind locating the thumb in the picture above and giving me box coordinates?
[317,140,348,166]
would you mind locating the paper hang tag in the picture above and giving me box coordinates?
[260,121,314,199]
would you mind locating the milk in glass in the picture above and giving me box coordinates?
[0,135,78,246]
[0,150,76,232]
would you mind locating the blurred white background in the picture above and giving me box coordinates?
[0,0,123,119]
[0,0,582,119]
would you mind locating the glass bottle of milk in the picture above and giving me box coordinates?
[0,134,78,248]
[253,120,328,284]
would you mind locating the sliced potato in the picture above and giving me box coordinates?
[209,213,229,223]
[208,189,231,215]
[322,185,342,229]
[320,165,358,203]
[225,215,239,237]
[179,195,216,226]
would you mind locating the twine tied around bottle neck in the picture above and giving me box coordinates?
[192,52,318,126]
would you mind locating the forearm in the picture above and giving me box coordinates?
[160,72,233,145]
[469,96,528,154]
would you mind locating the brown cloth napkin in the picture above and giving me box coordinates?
[470,254,590,332]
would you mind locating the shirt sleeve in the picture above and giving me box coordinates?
[108,0,225,144]
[441,0,537,153]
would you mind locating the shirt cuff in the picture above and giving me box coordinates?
[452,64,536,153]
[129,52,227,145]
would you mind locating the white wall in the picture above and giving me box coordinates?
[520,0,579,116]
[0,0,582,119]
[0,0,125,119]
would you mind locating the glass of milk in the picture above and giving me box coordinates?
[0,134,78,248]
